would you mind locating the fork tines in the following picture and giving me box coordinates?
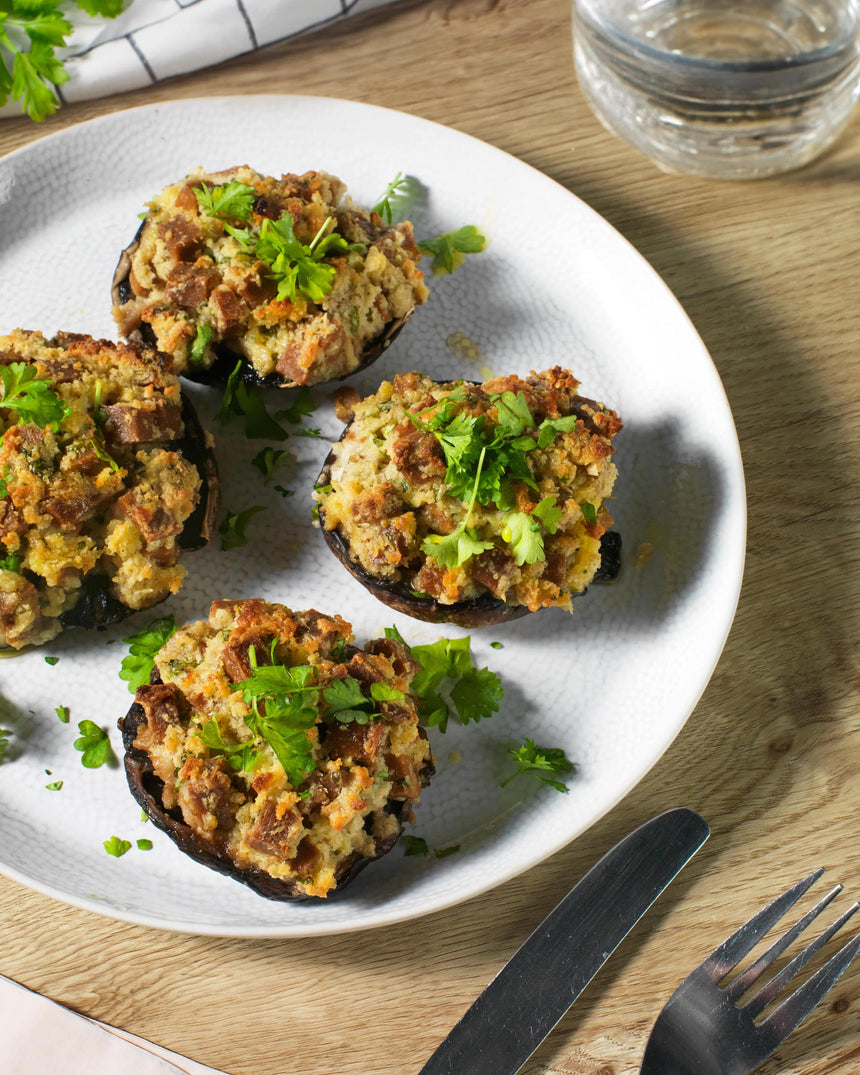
[705,868,860,1029]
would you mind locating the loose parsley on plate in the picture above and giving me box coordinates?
[384,626,503,733]
[73,720,113,768]
[219,505,267,550]
[501,737,573,793]
[418,225,487,275]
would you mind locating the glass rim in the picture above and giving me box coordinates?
[573,2,860,75]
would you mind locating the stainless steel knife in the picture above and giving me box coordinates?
[419,807,709,1075]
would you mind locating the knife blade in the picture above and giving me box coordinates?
[419,806,709,1075]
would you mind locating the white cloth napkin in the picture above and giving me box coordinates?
[0,0,401,119]
[0,974,229,1075]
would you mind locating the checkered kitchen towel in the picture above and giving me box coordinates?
[0,0,400,118]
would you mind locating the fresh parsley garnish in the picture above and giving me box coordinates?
[0,362,71,430]
[580,502,598,524]
[490,641,503,650]
[119,615,178,692]
[44,779,63,791]
[251,446,291,485]
[0,463,10,498]
[44,655,59,666]
[0,1,124,122]
[410,387,586,568]
[194,180,256,221]
[402,834,429,856]
[103,835,132,858]
[189,321,213,365]
[216,360,289,440]
[54,704,69,724]
[372,172,411,224]
[73,720,113,768]
[136,838,153,851]
[385,627,503,733]
[434,844,461,858]
[230,647,319,785]
[322,677,405,725]
[402,834,460,858]
[501,737,573,793]
[418,225,487,275]
[219,505,267,550]
[255,213,359,304]
[0,552,21,573]
[275,387,316,425]
[89,438,120,473]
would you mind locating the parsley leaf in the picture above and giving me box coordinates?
[372,171,411,224]
[255,213,356,304]
[275,387,316,425]
[119,615,178,693]
[217,360,289,440]
[402,834,429,856]
[44,779,63,791]
[73,720,113,768]
[251,446,292,485]
[231,650,319,785]
[0,552,21,573]
[501,511,544,567]
[189,321,213,365]
[0,3,122,122]
[501,737,574,793]
[0,727,9,763]
[194,180,256,221]
[420,444,494,569]
[418,225,487,275]
[0,463,10,498]
[0,362,71,430]
[389,630,503,732]
[219,505,267,550]
[580,502,598,524]
[449,667,504,725]
[136,838,153,850]
[54,704,70,724]
[44,655,59,666]
[536,414,580,450]
[103,835,131,858]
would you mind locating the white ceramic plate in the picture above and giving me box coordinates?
[0,96,745,936]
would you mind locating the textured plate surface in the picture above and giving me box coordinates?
[0,96,745,937]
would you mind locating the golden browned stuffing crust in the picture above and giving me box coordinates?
[317,368,621,612]
[128,600,433,899]
[0,329,202,649]
[113,166,429,386]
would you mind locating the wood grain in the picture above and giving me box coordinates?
[2,1,859,1072]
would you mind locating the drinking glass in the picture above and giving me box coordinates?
[572,0,860,178]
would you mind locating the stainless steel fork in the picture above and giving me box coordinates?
[640,868,860,1075]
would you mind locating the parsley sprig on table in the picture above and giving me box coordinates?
[409,387,586,568]
[501,737,573,793]
[372,172,411,224]
[0,0,124,122]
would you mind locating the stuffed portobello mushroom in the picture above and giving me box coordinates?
[112,166,429,388]
[120,599,435,900]
[0,329,218,649]
[315,368,622,627]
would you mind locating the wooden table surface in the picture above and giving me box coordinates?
[1,1,859,1072]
